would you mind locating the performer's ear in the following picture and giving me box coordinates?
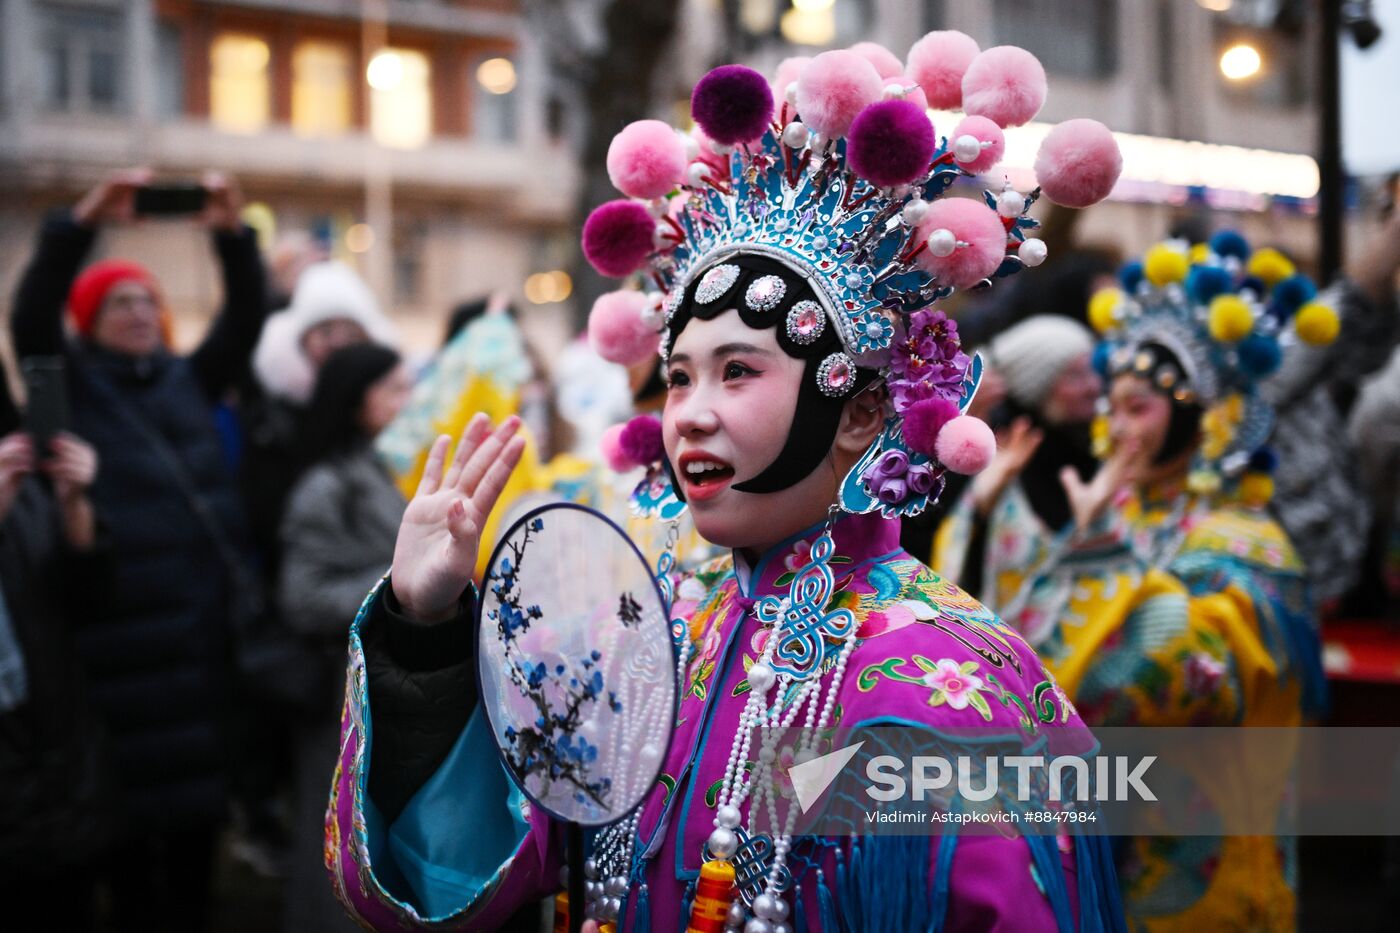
[834,384,886,460]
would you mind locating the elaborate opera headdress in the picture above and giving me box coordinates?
[583,34,1124,519]
[1089,233,1339,502]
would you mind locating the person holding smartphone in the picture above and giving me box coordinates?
[9,167,268,930]
[0,368,114,930]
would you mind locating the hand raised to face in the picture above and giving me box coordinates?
[390,414,525,623]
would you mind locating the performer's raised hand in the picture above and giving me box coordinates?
[391,414,525,623]
[1061,439,1138,532]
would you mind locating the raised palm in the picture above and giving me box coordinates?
[391,414,525,623]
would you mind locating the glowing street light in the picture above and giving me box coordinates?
[476,58,517,95]
[366,51,404,91]
[1219,43,1262,80]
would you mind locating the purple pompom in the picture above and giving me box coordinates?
[582,200,656,277]
[847,100,936,188]
[902,397,960,457]
[691,65,774,146]
[619,415,664,467]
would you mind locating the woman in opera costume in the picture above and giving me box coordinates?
[978,237,1334,931]
[321,32,1130,933]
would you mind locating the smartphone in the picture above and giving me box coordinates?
[134,183,207,216]
[21,356,69,462]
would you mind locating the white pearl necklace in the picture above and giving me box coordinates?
[706,522,859,933]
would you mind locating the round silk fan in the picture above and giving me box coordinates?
[476,502,676,827]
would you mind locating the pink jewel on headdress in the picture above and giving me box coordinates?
[786,300,825,345]
[745,275,787,312]
[817,352,855,398]
[695,264,740,304]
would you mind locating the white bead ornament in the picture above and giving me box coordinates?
[747,661,775,694]
[927,228,959,258]
[901,198,929,226]
[996,189,1024,218]
[781,121,810,149]
[785,81,800,106]
[881,83,907,100]
[687,162,709,187]
[1018,238,1048,267]
[952,133,984,165]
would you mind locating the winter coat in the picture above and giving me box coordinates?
[0,479,117,873]
[278,443,405,705]
[9,212,268,831]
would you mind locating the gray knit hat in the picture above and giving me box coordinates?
[987,314,1095,409]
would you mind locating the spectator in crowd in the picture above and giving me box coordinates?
[931,315,1101,604]
[276,342,409,933]
[246,261,397,571]
[0,372,114,930]
[1263,209,1400,607]
[9,167,268,930]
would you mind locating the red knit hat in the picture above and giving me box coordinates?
[67,260,158,336]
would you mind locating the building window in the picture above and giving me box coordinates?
[292,40,352,137]
[156,21,185,120]
[367,47,431,149]
[38,5,125,114]
[210,33,270,133]
[993,0,1118,80]
[472,55,517,143]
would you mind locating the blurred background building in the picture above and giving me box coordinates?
[0,0,1385,355]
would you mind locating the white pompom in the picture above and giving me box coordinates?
[927,227,958,257]
[653,223,672,248]
[1018,237,1048,267]
[687,162,709,187]
[881,83,907,100]
[785,80,800,106]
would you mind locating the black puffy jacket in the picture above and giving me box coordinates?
[0,479,118,874]
[10,213,268,831]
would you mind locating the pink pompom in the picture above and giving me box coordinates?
[770,56,811,119]
[582,200,655,277]
[905,30,980,110]
[950,115,1005,175]
[847,100,936,188]
[600,423,631,472]
[796,50,882,139]
[913,197,1008,289]
[619,415,665,467]
[607,120,686,200]
[961,46,1047,128]
[850,42,904,80]
[1034,118,1122,208]
[588,290,659,365]
[935,415,996,475]
[901,397,960,457]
